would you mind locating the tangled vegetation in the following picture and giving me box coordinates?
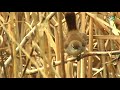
[0,12,120,78]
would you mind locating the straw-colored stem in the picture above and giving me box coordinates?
[88,17,93,78]
[97,29,107,78]
[57,12,66,78]
[80,12,86,78]
[55,26,61,77]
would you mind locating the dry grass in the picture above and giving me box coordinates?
[0,12,120,78]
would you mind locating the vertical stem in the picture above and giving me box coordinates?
[47,20,54,78]
[80,12,86,78]
[43,33,48,77]
[108,24,115,78]
[99,36,107,78]
[88,17,93,78]
[57,12,66,78]
[77,61,81,78]
[12,31,18,78]
[55,26,61,77]
[95,13,107,78]
[9,13,19,77]
[76,13,81,78]
[66,61,73,78]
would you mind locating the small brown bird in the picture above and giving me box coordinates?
[64,12,88,57]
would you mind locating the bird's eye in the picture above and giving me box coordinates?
[72,44,79,49]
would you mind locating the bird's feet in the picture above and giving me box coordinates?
[76,54,81,61]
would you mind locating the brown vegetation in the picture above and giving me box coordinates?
[0,12,120,78]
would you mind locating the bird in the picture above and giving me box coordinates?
[64,12,88,59]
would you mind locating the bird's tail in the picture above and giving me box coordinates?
[65,12,77,31]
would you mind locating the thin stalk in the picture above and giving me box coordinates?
[54,26,61,77]
[97,27,107,78]
[80,12,86,78]
[57,12,66,78]
[88,17,93,78]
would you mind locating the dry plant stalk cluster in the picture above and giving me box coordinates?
[0,12,120,78]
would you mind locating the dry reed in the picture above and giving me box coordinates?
[0,12,119,78]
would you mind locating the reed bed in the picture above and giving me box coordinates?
[0,12,120,78]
